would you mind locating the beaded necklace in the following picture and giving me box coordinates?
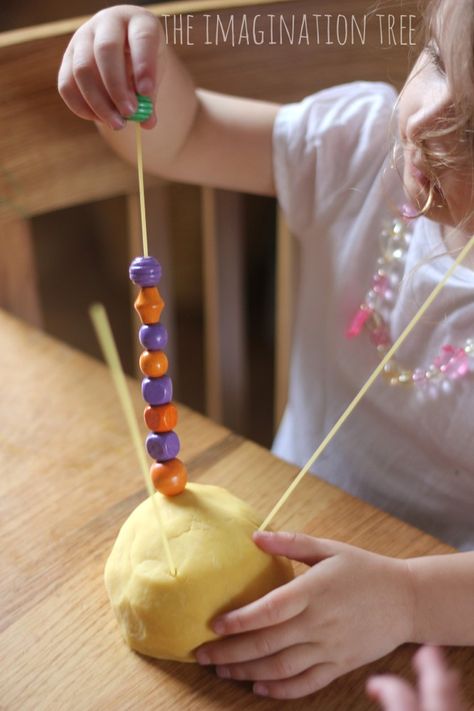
[346,204,473,388]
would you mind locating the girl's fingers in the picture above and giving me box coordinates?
[139,113,157,129]
[127,12,162,96]
[366,676,418,711]
[196,615,309,666]
[415,646,466,711]
[58,47,98,121]
[252,662,337,700]
[253,530,338,566]
[366,648,467,711]
[210,576,308,636]
[215,643,322,682]
[58,9,162,129]
[71,35,125,129]
[93,17,137,117]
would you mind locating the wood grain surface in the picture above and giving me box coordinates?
[1,309,472,710]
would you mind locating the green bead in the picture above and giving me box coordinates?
[125,94,153,122]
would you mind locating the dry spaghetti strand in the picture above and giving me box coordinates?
[135,122,148,257]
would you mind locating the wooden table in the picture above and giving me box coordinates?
[1,310,473,710]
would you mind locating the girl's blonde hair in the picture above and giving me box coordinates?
[427,0,474,120]
[389,0,474,225]
[421,0,474,170]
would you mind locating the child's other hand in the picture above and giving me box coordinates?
[367,645,468,711]
[195,531,414,699]
[58,5,165,130]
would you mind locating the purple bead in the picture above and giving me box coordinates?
[139,323,168,350]
[129,256,162,287]
[146,431,180,461]
[142,375,173,406]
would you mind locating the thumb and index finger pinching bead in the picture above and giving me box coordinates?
[124,94,153,123]
[129,255,188,496]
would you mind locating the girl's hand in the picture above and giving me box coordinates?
[367,645,468,711]
[58,5,166,130]
[195,531,415,700]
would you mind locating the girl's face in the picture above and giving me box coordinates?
[398,5,474,236]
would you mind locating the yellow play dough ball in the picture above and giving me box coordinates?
[104,482,294,662]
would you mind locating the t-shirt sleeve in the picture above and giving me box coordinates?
[272,81,398,238]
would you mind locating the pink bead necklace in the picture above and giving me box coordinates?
[346,204,473,388]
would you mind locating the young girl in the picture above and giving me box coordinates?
[58,0,474,701]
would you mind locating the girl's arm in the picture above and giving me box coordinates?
[58,6,279,197]
[408,552,474,645]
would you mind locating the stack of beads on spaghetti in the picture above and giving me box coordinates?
[129,256,188,496]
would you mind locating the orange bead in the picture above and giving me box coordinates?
[144,403,178,432]
[140,350,168,377]
[151,459,187,496]
[134,287,164,325]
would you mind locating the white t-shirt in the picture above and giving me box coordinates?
[272,81,474,551]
